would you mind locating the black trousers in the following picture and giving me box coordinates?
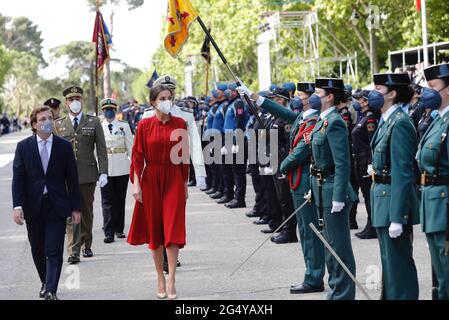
[273,174,296,235]
[26,195,66,294]
[349,156,360,222]
[261,174,283,229]
[248,164,266,214]
[205,163,212,188]
[354,156,373,224]
[188,161,196,184]
[101,175,129,237]
[223,163,235,199]
[232,164,247,203]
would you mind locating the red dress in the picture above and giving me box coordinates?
[127,115,189,250]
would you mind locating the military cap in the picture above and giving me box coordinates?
[216,82,228,92]
[43,98,61,109]
[315,78,345,91]
[344,84,353,93]
[153,75,177,89]
[361,90,370,100]
[373,73,411,86]
[353,89,370,100]
[186,96,198,106]
[282,82,296,92]
[100,98,118,110]
[228,83,238,91]
[272,87,290,101]
[269,84,278,92]
[63,86,83,98]
[424,63,449,81]
[296,82,315,94]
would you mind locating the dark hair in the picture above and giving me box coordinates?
[387,85,414,104]
[30,106,54,133]
[149,84,174,104]
[324,89,344,105]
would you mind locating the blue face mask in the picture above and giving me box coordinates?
[104,109,116,120]
[416,87,442,110]
[367,90,385,110]
[352,100,361,112]
[291,97,303,113]
[309,94,322,110]
[39,119,53,134]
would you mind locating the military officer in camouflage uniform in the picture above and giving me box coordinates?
[54,86,108,264]
[368,73,420,299]
[309,78,356,300]
[100,98,133,244]
[416,63,449,300]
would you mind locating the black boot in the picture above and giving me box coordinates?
[356,222,377,239]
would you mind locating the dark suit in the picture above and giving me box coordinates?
[12,134,81,294]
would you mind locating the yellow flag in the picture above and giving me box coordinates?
[164,0,199,57]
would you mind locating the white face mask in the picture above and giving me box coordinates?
[157,100,172,114]
[69,100,82,114]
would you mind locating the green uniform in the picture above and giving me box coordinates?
[416,112,449,300]
[310,107,356,300]
[371,106,419,300]
[260,98,325,287]
[54,113,108,256]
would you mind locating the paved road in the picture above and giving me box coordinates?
[0,130,433,300]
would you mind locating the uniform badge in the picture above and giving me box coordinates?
[285,124,292,133]
[320,119,328,133]
[304,132,312,144]
[367,123,376,132]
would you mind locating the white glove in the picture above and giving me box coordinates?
[367,164,374,176]
[97,174,108,188]
[389,222,403,238]
[236,83,253,98]
[331,201,345,213]
[304,190,312,200]
[231,144,239,154]
[264,167,273,175]
[220,146,228,155]
[196,176,207,190]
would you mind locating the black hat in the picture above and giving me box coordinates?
[424,63,449,81]
[43,98,61,109]
[272,87,290,101]
[315,78,345,91]
[63,86,83,98]
[373,73,411,86]
[296,82,315,94]
[361,90,370,100]
[186,96,198,106]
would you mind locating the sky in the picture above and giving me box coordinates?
[0,0,166,79]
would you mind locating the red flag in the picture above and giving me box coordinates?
[416,0,421,11]
[92,11,110,73]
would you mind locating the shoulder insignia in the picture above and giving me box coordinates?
[367,123,376,132]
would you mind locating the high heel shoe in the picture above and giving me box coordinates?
[157,292,167,299]
[167,293,177,300]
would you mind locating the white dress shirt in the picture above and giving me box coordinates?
[319,106,336,120]
[382,105,400,122]
[69,112,83,129]
[439,105,449,117]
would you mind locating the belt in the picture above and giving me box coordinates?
[372,173,391,184]
[420,172,449,186]
[310,166,335,179]
[107,147,126,154]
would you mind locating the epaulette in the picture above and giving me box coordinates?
[179,106,193,114]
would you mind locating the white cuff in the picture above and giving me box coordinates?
[13,206,22,211]
[256,96,265,107]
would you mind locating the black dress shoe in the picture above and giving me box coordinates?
[200,185,210,192]
[271,232,298,244]
[290,283,324,294]
[44,292,59,300]
[177,260,181,267]
[115,232,126,239]
[356,227,378,239]
[210,191,223,199]
[253,217,269,225]
[104,236,114,244]
[225,200,246,209]
[67,255,80,264]
[216,196,233,204]
[83,249,94,258]
[261,228,275,234]
[245,210,260,218]
[188,180,196,187]
[205,188,217,195]
[39,284,46,298]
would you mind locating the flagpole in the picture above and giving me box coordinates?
[421,0,429,68]
[95,0,100,116]
[196,17,265,129]
[205,60,210,97]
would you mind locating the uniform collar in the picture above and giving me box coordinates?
[439,105,449,117]
[382,105,400,122]
[69,112,83,123]
[320,106,335,120]
[303,109,318,119]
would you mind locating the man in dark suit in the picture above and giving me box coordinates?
[12,106,81,300]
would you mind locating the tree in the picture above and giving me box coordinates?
[0,14,45,65]
[0,44,12,91]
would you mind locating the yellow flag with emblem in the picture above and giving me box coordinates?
[164,0,199,57]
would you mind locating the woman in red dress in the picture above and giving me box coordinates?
[127,85,189,299]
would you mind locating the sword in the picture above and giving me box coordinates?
[230,192,312,277]
[309,223,372,300]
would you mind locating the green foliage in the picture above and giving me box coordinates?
[0,45,12,90]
